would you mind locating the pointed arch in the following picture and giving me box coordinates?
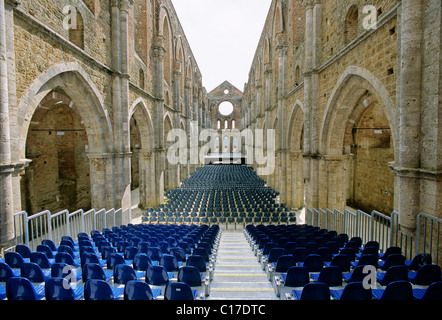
[287,100,305,151]
[130,98,155,150]
[14,62,113,161]
[320,66,397,156]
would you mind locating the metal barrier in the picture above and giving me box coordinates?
[306,207,441,263]
[10,207,130,252]
[416,212,442,266]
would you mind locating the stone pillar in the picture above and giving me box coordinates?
[87,154,111,210]
[394,0,424,232]
[0,0,14,248]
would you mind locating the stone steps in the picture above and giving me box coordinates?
[208,229,277,300]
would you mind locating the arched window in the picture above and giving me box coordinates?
[139,69,145,90]
[231,119,236,129]
[344,5,359,44]
[217,120,221,130]
[295,65,301,86]
[225,120,229,129]
[69,10,85,49]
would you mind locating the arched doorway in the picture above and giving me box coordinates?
[22,90,91,215]
[320,67,397,213]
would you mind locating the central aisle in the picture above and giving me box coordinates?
[209,228,277,300]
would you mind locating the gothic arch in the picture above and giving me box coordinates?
[130,98,155,150]
[320,66,397,156]
[287,100,305,151]
[14,62,113,162]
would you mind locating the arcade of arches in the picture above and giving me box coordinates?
[0,0,441,254]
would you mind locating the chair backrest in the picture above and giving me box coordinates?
[0,262,15,282]
[124,280,154,300]
[124,246,139,260]
[22,262,46,283]
[37,244,54,259]
[147,247,163,261]
[170,247,187,262]
[107,252,126,270]
[81,252,100,267]
[45,277,75,300]
[330,254,351,272]
[348,265,369,283]
[193,248,209,262]
[292,247,308,263]
[317,266,342,287]
[160,255,180,272]
[413,264,442,285]
[303,254,324,273]
[381,280,413,300]
[381,246,401,261]
[422,281,442,301]
[285,266,310,287]
[275,255,297,273]
[6,277,39,300]
[58,245,75,258]
[339,282,372,301]
[84,279,114,300]
[381,265,409,286]
[82,263,106,283]
[100,246,116,260]
[268,248,285,263]
[178,266,202,287]
[15,245,32,258]
[42,239,57,251]
[164,282,195,300]
[5,251,25,269]
[133,253,153,271]
[113,264,137,285]
[186,255,207,272]
[381,254,406,271]
[357,254,378,268]
[51,262,73,279]
[300,282,330,300]
[30,251,51,269]
[145,265,169,286]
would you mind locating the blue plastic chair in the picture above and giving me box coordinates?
[21,262,51,283]
[293,282,330,300]
[372,280,414,300]
[147,247,163,262]
[55,252,81,268]
[0,262,20,281]
[408,264,442,286]
[82,263,113,283]
[376,265,408,286]
[107,252,127,270]
[145,265,170,287]
[413,281,442,300]
[51,262,82,283]
[299,254,324,273]
[124,280,160,300]
[6,277,45,300]
[5,251,26,269]
[330,281,372,300]
[84,279,123,300]
[113,264,138,285]
[45,277,84,300]
[15,244,32,259]
[164,282,196,300]
[313,266,343,287]
[160,255,180,274]
[133,253,153,271]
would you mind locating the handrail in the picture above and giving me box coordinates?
[307,207,441,264]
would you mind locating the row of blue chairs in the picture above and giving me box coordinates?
[288,280,442,301]
[245,224,442,300]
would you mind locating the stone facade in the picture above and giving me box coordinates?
[0,0,210,247]
[242,0,442,238]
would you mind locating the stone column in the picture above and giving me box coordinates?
[0,0,14,248]
[394,0,424,233]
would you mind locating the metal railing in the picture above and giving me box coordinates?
[306,207,441,264]
[9,207,130,252]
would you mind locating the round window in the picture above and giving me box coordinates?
[219,101,234,116]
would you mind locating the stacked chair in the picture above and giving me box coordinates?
[0,223,221,300]
[245,224,442,300]
[143,165,295,226]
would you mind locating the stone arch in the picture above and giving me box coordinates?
[320,66,397,213]
[15,62,113,161]
[287,100,305,209]
[273,1,284,36]
[344,4,359,44]
[320,66,396,156]
[130,98,156,208]
[15,62,114,211]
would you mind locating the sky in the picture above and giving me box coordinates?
[171,0,272,93]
